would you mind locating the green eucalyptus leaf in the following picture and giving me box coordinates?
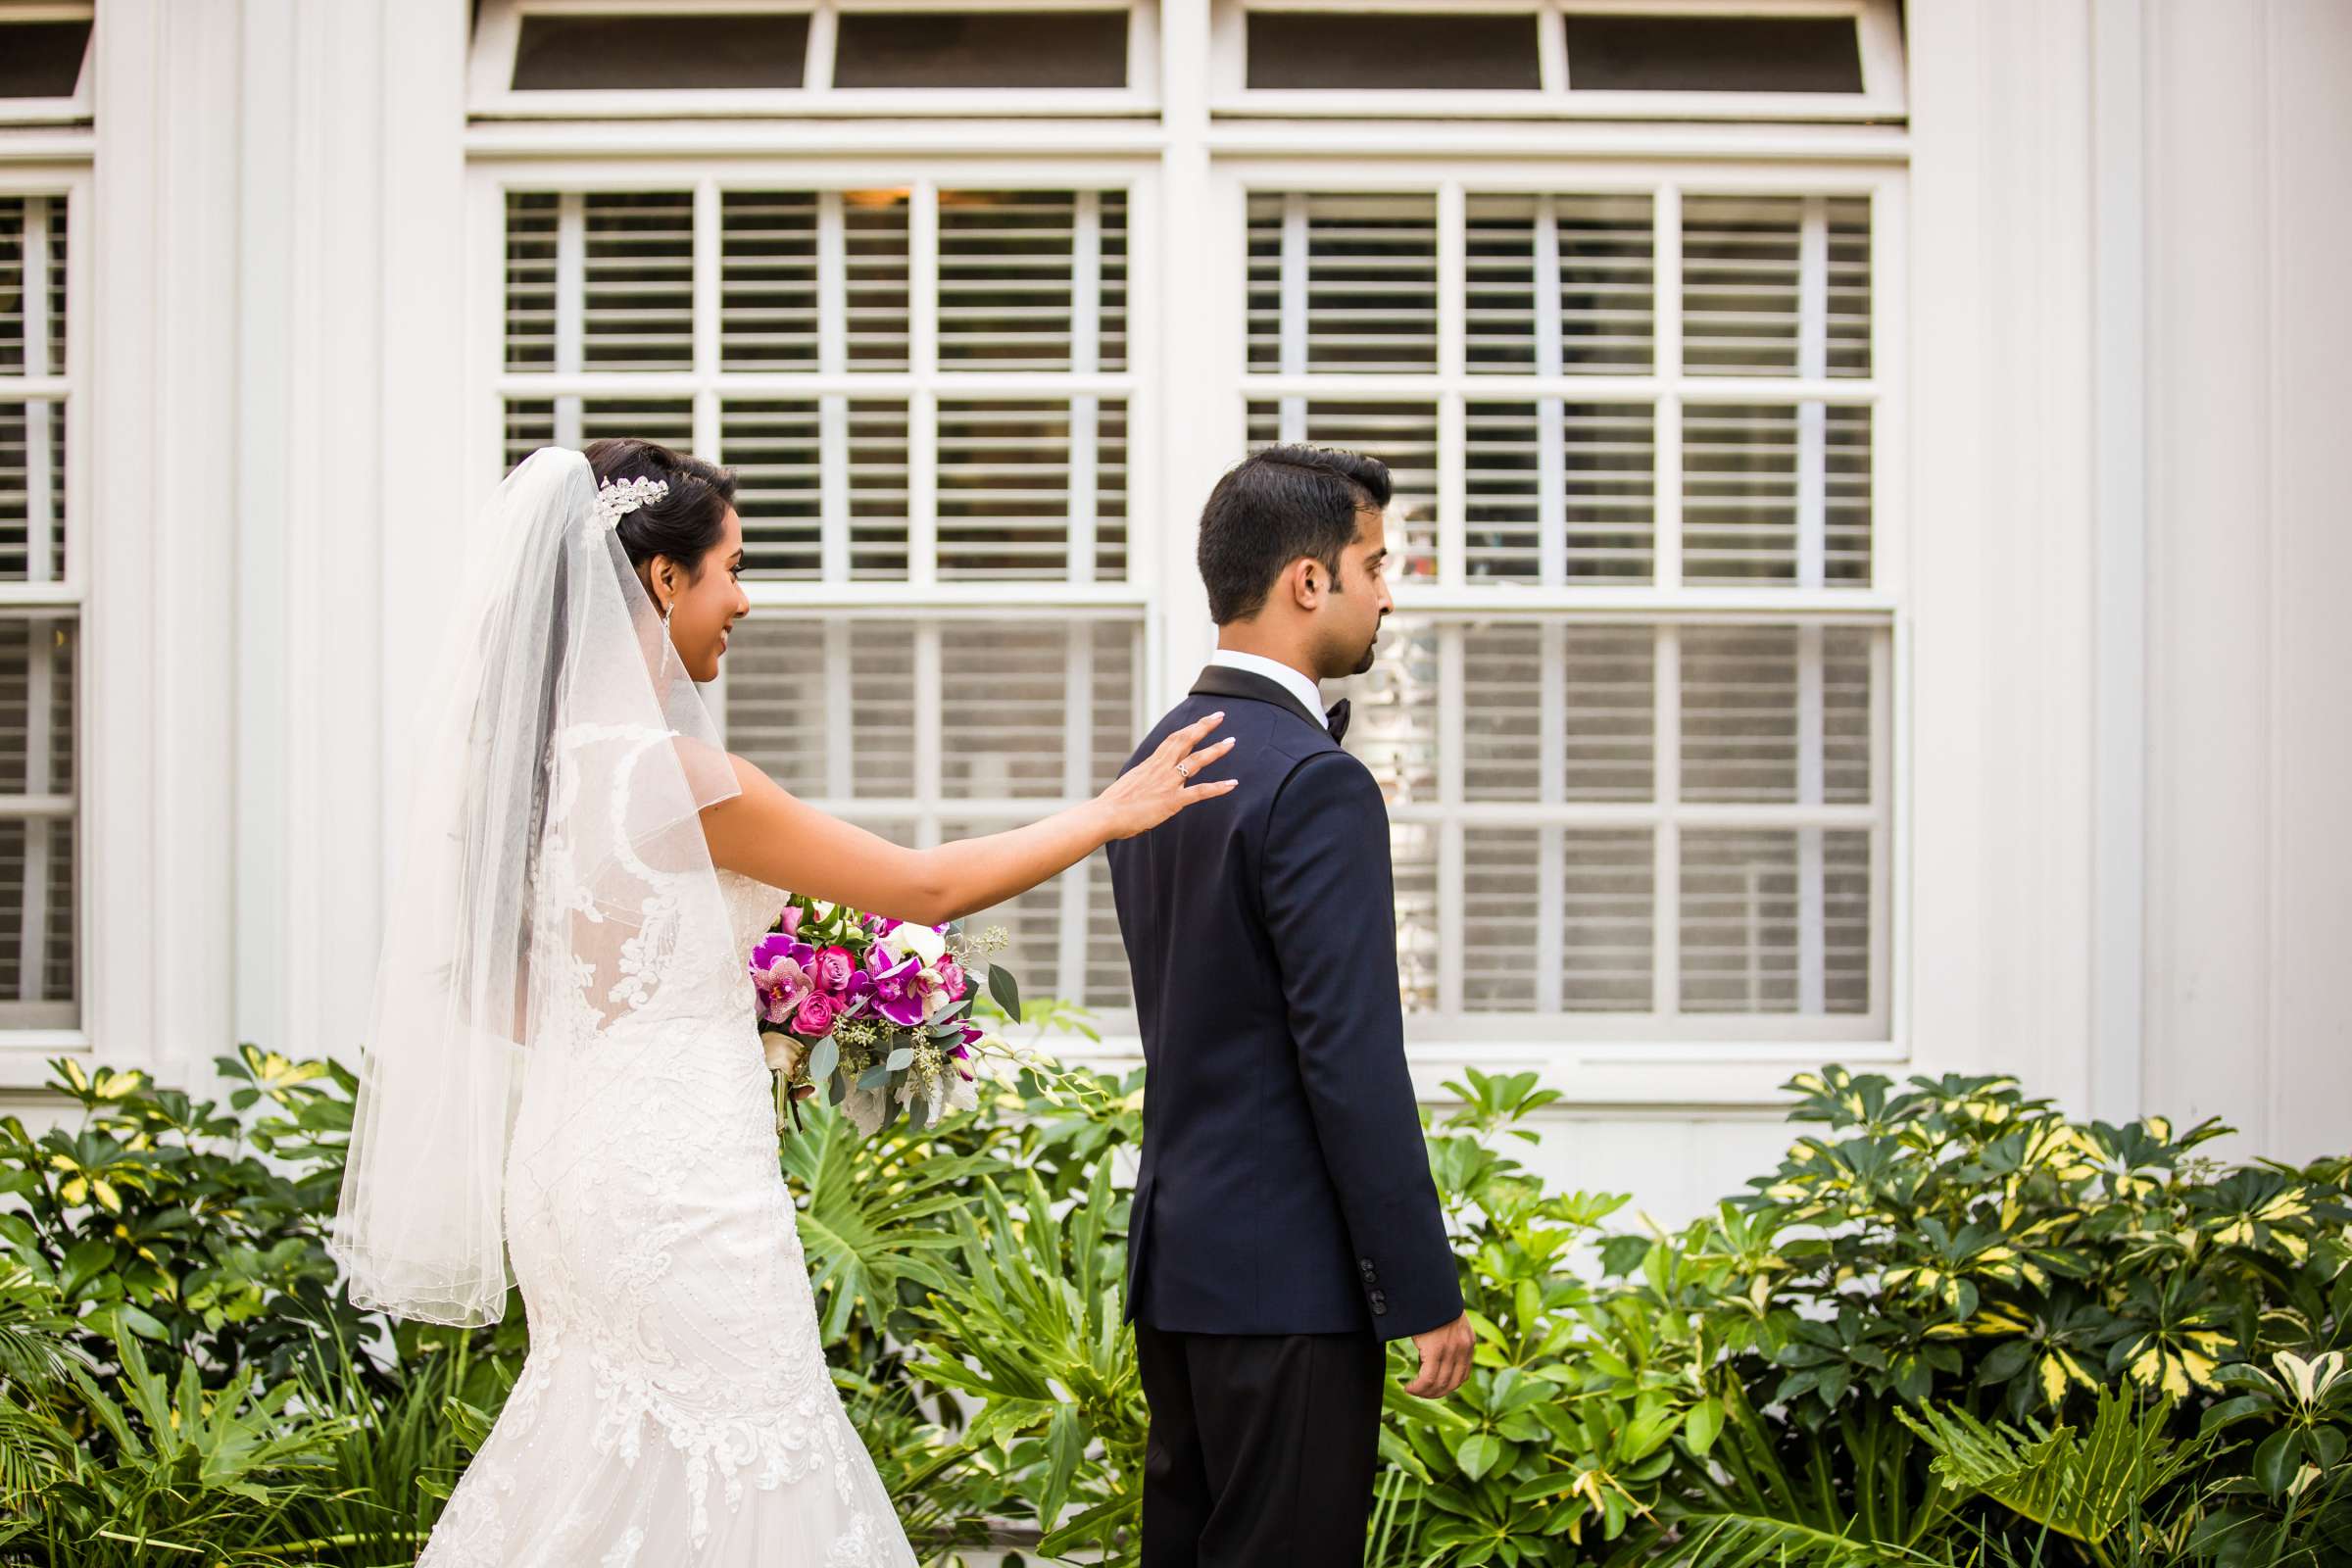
[988,963,1022,1023]
[808,1035,839,1083]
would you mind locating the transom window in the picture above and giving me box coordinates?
[1213,0,1907,120]
[0,2,93,122]
[1241,178,1895,1040]
[469,0,1154,116]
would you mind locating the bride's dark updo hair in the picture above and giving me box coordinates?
[583,438,739,578]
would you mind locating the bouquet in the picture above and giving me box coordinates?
[748,896,1027,1138]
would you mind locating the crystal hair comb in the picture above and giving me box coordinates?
[595,474,669,530]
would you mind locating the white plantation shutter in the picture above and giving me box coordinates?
[499,179,1146,1014]
[582,193,694,370]
[723,401,822,577]
[1248,178,1891,1038]
[0,192,75,1030]
[723,616,1144,1009]
[718,192,819,368]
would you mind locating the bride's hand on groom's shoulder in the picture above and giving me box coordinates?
[1098,711,1241,839]
[1403,1310,1476,1400]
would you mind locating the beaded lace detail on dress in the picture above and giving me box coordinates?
[415,726,914,1567]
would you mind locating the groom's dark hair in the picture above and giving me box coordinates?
[1197,444,1392,624]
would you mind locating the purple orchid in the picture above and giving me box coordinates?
[863,945,929,1028]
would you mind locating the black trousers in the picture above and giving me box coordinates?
[1134,1321,1386,1568]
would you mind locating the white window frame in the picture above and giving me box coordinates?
[0,166,89,1057]
[0,2,94,128]
[466,156,1165,1023]
[459,4,1916,1102]
[1211,0,1906,122]
[1208,156,1909,1064]
[468,0,1162,121]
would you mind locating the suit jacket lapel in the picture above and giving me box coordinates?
[1189,662,1330,737]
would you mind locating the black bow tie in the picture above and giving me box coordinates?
[1324,698,1350,743]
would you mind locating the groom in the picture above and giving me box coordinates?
[1105,444,1473,1566]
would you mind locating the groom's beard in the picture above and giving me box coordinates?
[1349,621,1384,675]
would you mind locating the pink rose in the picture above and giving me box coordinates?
[936,955,967,1002]
[776,904,806,939]
[792,992,839,1037]
[811,945,858,996]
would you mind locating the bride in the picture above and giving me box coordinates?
[326,440,1237,1565]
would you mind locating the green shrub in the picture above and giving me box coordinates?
[2,1049,2344,1567]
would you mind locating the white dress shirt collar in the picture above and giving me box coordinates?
[1207,648,1327,729]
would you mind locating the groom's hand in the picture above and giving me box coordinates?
[1402,1311,1475,1400]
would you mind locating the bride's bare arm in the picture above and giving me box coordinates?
[699,711,1239,926]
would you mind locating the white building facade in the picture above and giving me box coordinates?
[2,0,2344,1217]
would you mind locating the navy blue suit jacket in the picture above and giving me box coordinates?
[1105,663,1462,1341]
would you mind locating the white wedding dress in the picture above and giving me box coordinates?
[416,859,918,1567]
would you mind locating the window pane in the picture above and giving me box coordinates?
[1352,619,1656,808]
[1465,400,1655,582]
[1563,15,1864,94]
[1679,829,1872,1015]
[1248,193,1439,374]
[1682,403,1872,586]
[849,400,912,579]
[936,398,1127,582]
[504,193,559,371]
[1247,11,1540,91]
[1683,195,1870,378]
[1560,829,1653,1010]
[720,193,819,368]
[846,191,914,368]
[0,614,75,1029]
[512,15,810,91]
[0,22,88,99]
[722,401,822,577]
[584,194,695,370]
[1681,403,1796,583]
[1464,826,1540,1010]
[1680,625,1874,805]
[938,190,1125,372]
[833,11,1129,89]
[1,196,70,378]
[1465,194,1654,377]
[0,401,65,584]
[1825,404,1873,583]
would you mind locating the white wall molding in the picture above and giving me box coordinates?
[1903,0,2101,1104]
[22,0,245,1104]
[2088,0,2147,1124]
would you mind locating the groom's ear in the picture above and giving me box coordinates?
[1289,556,1324,610]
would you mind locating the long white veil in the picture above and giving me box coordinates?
[328,446,742,1326]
